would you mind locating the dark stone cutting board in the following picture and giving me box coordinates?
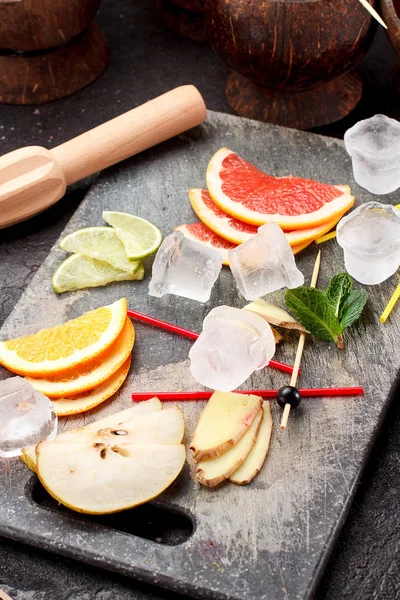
[0,111,399,600]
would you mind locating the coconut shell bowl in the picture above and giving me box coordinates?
[0,0,109,105]
[381,0,400,90]
[204,0,378,129]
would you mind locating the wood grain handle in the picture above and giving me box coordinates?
[51,85,206,186]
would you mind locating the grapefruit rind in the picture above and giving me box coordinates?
[50,357,131,417]
[189,188,344,247]
[206,148,354,230]
[25,317,134,398]
[0,298,127,377]
[189,188,257,244]
[292,240,312,255]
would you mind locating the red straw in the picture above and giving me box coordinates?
[127,308,294,375]
[132,387,364,401]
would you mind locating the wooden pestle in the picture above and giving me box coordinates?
[0,85,206,228]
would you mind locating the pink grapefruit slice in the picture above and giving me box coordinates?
[175,222,236,265]
[176,222,310,265]
[189,188,344,247]
[206,148,354,230]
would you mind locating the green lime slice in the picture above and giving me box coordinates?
[52,254,144,294]
[59,227,140,275]
[102,211,162,261]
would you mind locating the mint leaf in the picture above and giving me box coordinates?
[325,273,353,319]
[341,290,368,329]
[285,287,342,344]
[285,274,368,349]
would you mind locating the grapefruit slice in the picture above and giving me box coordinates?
[292,240,312,255]
[51,357,131,417]
[175,222,236,265]
[206,148,354,230]
[25,318,134,398]
[189,188,344,246]
[0,298,127,377]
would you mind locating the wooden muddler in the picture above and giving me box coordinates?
[0,85,206,229]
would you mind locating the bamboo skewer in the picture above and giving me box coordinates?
[357,0,387,28]
[280,250,321,430]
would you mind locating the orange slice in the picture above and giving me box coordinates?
[175,222,236,265]
[26,317,134,398]
[189,188,344,247]
[206,148,354,230]
[0,298,127,377]
[51,357,131,416]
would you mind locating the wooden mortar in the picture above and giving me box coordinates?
[204,0,378,129]
[0,0,109,105]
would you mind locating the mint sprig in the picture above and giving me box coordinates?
[285,273,368,349]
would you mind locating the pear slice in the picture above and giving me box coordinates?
[20,397,162,472]
[65,406,185,446]
[229,401,272,485]
[190,391,263,461]
[36,441,186,514]
[196,409,263,488]
[243,299,309,332]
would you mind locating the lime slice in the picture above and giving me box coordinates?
[59,227,140,275]
[53,254,144,294]
[102,211,162,261]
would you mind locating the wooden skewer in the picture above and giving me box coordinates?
[357,0,387,28]
[280,250,321,430]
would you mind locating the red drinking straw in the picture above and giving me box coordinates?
[127,308,295,375]
[132,387,364,401]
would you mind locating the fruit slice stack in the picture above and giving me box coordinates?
[0,298,133,416]
[53,211,162,294]
[190,391,273,487]
[21,399,186,515]
[177,148,354,263]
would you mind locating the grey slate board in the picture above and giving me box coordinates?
[0,111,399,600]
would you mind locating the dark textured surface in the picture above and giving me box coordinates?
[0,1,400,599]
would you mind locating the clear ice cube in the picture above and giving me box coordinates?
[148,231,223,302]
[344,114,400,195]
[189,305,276,391]
[228,223,304,300]
[0,377,57,458]
[336,202,400,285]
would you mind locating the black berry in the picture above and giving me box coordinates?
[276,386,301,409]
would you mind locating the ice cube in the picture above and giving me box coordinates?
[228,223,304,300]
[0,377,57,458]
[336,202,400,285]
[148,231,222,302]
[344,115,400,194]
[189,305,276,391]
